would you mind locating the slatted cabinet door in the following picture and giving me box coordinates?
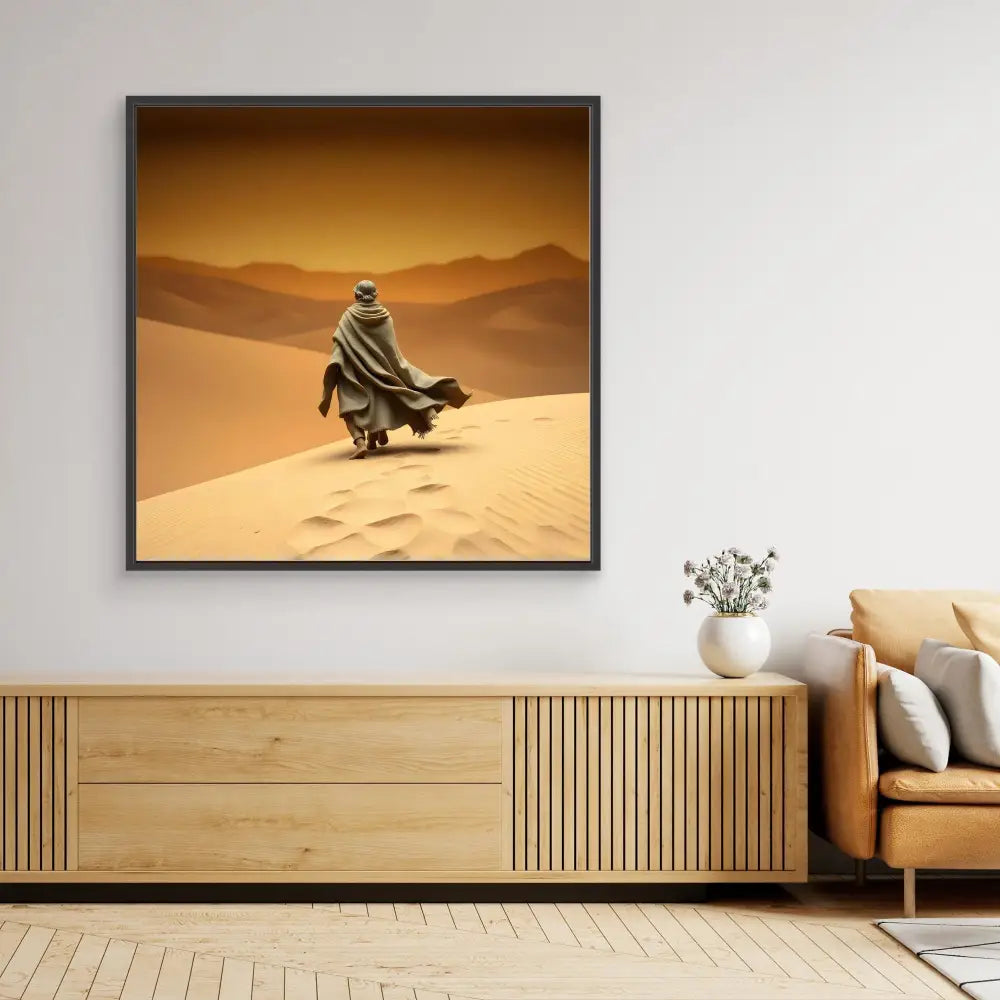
[506,694,806,880]
[1,696,76,873]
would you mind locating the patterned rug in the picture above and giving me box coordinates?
[878,919,1000,999]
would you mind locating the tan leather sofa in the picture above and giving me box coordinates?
[805,590,1000,916]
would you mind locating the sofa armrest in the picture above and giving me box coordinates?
[804,633,879,860]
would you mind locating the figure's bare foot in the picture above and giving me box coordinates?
[349,437,367,459]
[366,433,378,451]
[377,430,388,447]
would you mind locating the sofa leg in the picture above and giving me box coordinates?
[855,859,867,887]
[903,868,916,918]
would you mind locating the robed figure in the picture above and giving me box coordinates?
[318,280,470,459]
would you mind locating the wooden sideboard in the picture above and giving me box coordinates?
[0,674,806,884]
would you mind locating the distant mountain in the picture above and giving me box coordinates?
[138,244,589,304]
[136,262,590,400]
[136,264,339,341]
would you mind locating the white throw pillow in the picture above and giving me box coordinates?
[876,664,951,771]
[914,637,950,674]
[916,642,1000,767]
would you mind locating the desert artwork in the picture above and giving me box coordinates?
[130,101,597,566]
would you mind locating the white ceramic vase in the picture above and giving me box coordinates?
[697,613,771,678]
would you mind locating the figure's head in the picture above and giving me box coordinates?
[353,279,378,304]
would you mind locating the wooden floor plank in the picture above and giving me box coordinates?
[665,907,749,971]
[90,939,138,1000]
[392,906,425,926]
[0,926,31,980]
[830,926,937,997]
[696,910,786,977]
[53,935,109,1000]
[344,980,380,1000]
[364,907,396,924]
[19,931,81,1000]
[314,974,349,1000]
[499,905,546,944]
[554,905,612,953]
[283,968,315,1000]
[636,905,711,966]
[759,917,863,987]
[472,905,514,939]
[184,954,222,1000]
[793,922,898,993]
[150,950,194,1000]
[379,987,415,1000]
[418,907,454,931]
[608,904,679,961]
[248,963,281,1000]
[0,926,56,997]
[444,907,484,937]
[526,906,577,948]
[727,914,824,982]
[215,958,250,1000]
[337,907,368,919]
[581,905,644,958]
[380,987,415,1000]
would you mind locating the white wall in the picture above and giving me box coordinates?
[1,0,998,682]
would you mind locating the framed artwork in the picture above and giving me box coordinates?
[127,96,600,569]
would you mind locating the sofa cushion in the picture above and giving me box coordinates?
[917,644,1000,767]
[880,763,1000,804]
[850,590,1000,671]
[954,601,1000,661]
[881,804,1000,869]
[876,664,950,771]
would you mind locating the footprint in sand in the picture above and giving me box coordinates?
[327,497,403,523]
[425,507,477,534]
[351,478,390,498]
[363,513,423,549]
[304,532,379,560]
[288,516,352,554]
[533,416,554,423]
[397,464,430,474]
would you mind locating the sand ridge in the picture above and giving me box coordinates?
[136,318,503,500]
[136,393,591,563]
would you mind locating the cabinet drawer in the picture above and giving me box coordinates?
[79,697,501,783]
[79,783,501,872]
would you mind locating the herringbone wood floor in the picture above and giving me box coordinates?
[0,880,995,1000]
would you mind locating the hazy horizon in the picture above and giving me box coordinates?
[137,241,589,275]
[137,106,591,271]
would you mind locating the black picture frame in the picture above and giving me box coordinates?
[126,95,600,571]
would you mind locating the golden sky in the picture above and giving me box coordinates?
[136,106,591,272]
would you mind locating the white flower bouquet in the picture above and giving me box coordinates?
[683,547,778,614]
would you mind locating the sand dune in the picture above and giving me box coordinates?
[136,319,500,500]
[136,393,591,563]
[138,275,589,400]
[139,244,588,304]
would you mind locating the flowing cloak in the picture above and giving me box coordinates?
[318,302,470,435]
